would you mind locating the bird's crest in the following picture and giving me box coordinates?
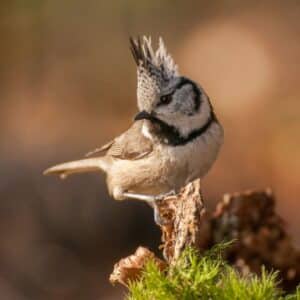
[130,36,179,81]
[130,36,179,110]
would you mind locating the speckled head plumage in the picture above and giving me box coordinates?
[130,36,179,111]
[130,36,216,140]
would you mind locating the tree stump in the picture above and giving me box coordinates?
[110,179,300,291]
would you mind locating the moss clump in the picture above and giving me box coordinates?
[127,243,300,300]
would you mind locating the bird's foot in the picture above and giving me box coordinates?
[122,190,176,226]
[152,190,176,226]
[150,201,169,226]
[154,190,176,201]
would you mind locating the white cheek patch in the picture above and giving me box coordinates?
[173,84,195,115]
[141,122,154,140]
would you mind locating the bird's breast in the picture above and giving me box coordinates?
[159,121,223,184]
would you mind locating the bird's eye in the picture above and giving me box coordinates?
[159,94,172,105]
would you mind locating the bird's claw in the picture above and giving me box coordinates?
[154,190,176,201]
[153,202,170,226]
[152,190,176,226]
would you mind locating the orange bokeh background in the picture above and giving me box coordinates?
[0,1,299,299]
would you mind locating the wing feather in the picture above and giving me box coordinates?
[86,121,153,160]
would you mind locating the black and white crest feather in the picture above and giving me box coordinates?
[130,36,179,81]
[130,36,179,110]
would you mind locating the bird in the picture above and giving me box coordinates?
[44,36,224,224]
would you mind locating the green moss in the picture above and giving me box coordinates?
[127,243,299,300]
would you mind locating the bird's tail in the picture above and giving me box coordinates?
[43,157,110,179]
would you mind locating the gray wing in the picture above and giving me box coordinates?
[86,121,153,160]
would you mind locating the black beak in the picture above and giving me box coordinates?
[134,110,153,121]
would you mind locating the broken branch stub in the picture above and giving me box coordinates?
[157,179,212,262]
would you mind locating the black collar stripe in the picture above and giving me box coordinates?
[149,111,216,146]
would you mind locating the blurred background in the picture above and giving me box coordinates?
[0,0,299,299]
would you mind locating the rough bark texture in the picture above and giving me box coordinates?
[155,179,211,263]
[110,180,300,291]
